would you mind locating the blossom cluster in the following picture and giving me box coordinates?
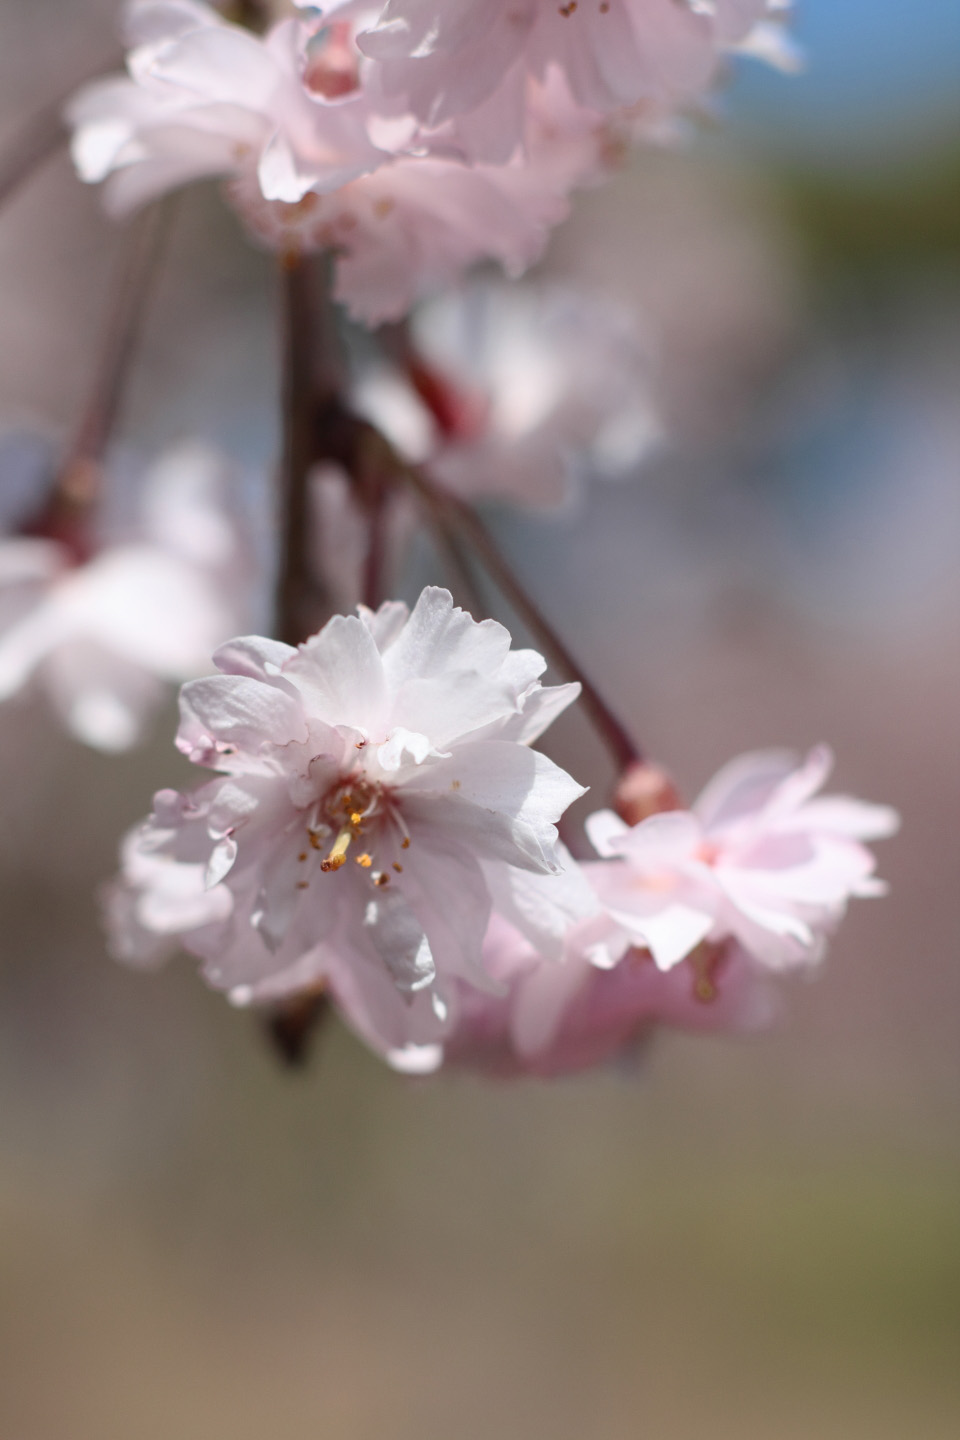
[0,0,903,1093]
[67,0,794,321]
[107,588,897,1077]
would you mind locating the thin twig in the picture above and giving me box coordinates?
[419,499,486,617]
[24,201,174,558]
[274,253,344,645]
[404,465,643,772]
[65,201,175,474]
[362,490,390,611]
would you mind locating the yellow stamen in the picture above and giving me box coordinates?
[401,837,410,850]
[350,811,363,827]
[355,853,373,868]
[321,825,353,873]
[392,863,403,873]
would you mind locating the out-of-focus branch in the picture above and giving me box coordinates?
[65,202,175,476]
[0,51,124,211]
[403,466,644,772]
[24,201,174,560]
[269,253,350,1065]
[218,1,272,33]
[274,253,345,645]
[421,504,486,618]
[281,376,644,769]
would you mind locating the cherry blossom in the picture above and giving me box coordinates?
[354,279,660,507]
[106,587,586,1052]
[585,745,899,972]
[323,849,769,1075]
[439,918,773,1077]
[347,0,794,162]
[0,443,249,751]
[230,66,610,321]
[311,279,659,609]
[67,0,386,216]
[68,4,611,323]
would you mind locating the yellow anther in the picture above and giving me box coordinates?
[350,811,363,827]
[321,825,353,873]
[392,863,403,873]
[355,853,373,868]
[401,837,410,850]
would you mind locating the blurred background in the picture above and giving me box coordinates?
[0,2,957,1436]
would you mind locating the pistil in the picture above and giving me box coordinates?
[321,824,354,872]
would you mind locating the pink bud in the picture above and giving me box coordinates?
[612,760,682,826]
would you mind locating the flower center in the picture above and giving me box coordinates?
[304,24,361,100]
[312,776,382,871]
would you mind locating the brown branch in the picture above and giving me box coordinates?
[274,253,345,645]
[66,201,175,474]
[23,201,174,559]
[404,466,644,772]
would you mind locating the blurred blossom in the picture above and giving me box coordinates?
[586,746,899,973]
[0,441,251,751]
[67,1,386,214]
[226,65,610,321]
[440,921,773,1078]
[361,278,660,506]
[314,278,659,608]
[106,588,586,1055]
[347,0,795,163]
[68,2,614,322]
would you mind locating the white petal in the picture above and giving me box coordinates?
[381,585,511,689]
[364,887,436,993]
[386,1044,444,1074]
[376,726,448,771]
[784,796,901,842]
[357,598,410,651]
[177,672,307,765]
[212,634,298,682]
[693,748,799,831]
[584,808,630,857]
[283,613,388,734]
[401,740,586,874]
[607,901,715,972]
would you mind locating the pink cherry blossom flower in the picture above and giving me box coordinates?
[69,5,610,323]
[67,0,387,217]
[348,0,794,163]
[330,852,772,1076]
[229,66,610,322]
[585,745,899,972]
[106,587,586,1052]
[0,442,249,751]
[354,279,660,507]
[310,278,659,609]
[440,916,773,1077]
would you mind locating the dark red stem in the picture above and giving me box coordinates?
[404,466,644,772]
